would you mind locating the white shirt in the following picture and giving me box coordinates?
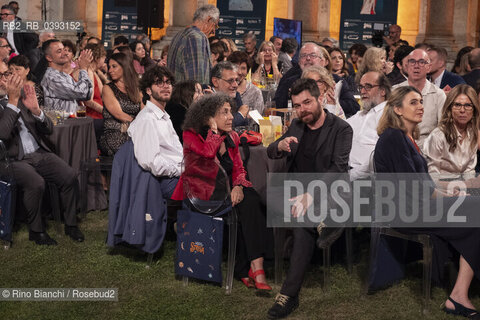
[393,80,446,150]
[423,126,477,180]
[432,70,445,88]
[127,100,183,178]
[6,30,18,55]
[346,101,387,181]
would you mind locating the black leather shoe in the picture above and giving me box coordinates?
[267,294,299,319]
[29,231,58,246]
[316,226,345,249]
[65,226,85,242]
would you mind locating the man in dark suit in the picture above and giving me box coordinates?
[428,46,465,92]
[266,78,353,319]
[462,48,480,89]
[0,4,38,55]
[0,61,83,245]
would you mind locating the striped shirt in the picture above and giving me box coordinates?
[41,67,93,114]
[167,26,211,85]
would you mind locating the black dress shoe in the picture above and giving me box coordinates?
[267,294,299,319]
[29,231,58,246]
[65,226,85,242]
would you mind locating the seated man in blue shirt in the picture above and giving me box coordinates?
[0,61,83,245]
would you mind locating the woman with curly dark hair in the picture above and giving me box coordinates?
[172,93,272,291]
[165,80,203,142]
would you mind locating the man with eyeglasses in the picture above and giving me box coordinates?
[0,60,84,245]
[0,37,11,62]
[127,66,182,180]
[275,42,360,117]
[393,49,446,148]
[167,5,219,85]
[211,61,249,127]
[427,46,465,92]
[0,4,37,56]
[347,71,391,181]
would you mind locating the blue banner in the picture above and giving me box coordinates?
[101,0,144,49]
[216,0,267,50]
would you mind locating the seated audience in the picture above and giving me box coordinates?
[452,46,474,75]
[0,61,84,245]
[423,84,479,180]
[374,85,480,319]
[251,41,282,85]
[99,52,142,156]
[347,71,391,180]
[301,65,346,119]
[462,48,480,89]
[41,39,93,114]
[129,40,155,76]
[227,51,264,115]
[171,93,272,292]
[277,37,298,75]
[8,55,44,108]
[427,46,466,92]
[73,43,106,141]
[348,43,367,73]
[220,37,238,59]
[128,66,182,179]
[165,80,204,141]
[210,61,248,127]
[387,45,414,86]
[61,40,77,75]
[210,41,227,67]
[269,35,283,55]
[328,46,355,90]
[355,47,393,85]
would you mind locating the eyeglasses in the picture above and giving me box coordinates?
[153,79,172,87]
[299,53,324,60]
[0,45,10,48]
[0,71,11,78]
[0,13,12,17]
[452,102,474,111]
[407,59,429,66]
[358,83,380,91]
[220,78,239,85]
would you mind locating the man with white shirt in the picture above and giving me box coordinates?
[393,49,446,149]
[128,66,182,186]
[427,46,465,92]
[347,71,391,181]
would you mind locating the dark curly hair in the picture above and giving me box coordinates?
[182,93,235,136]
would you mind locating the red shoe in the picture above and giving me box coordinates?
[241,277,254,288]
[248,268,272,291]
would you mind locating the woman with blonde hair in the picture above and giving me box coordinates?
[252,41,282,85]
[355,47,393,83]
[423,84,479,180]
[301,65,345,119]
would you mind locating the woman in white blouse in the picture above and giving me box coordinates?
[423,84,479,180]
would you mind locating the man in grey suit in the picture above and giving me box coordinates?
[266,78,353,319]
[277,37,298,75]
[0,61,83,245]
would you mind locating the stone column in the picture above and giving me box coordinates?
[293,0,320,42]
[422,0,457,59]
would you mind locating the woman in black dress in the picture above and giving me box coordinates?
[374,86,480,319]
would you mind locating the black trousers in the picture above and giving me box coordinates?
[234,187,272,278]
[11,150,78,232]
[280,227,317,297]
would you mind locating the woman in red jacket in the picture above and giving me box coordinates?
[172,93,272,291]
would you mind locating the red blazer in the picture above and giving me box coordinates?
[171,129,252,201]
